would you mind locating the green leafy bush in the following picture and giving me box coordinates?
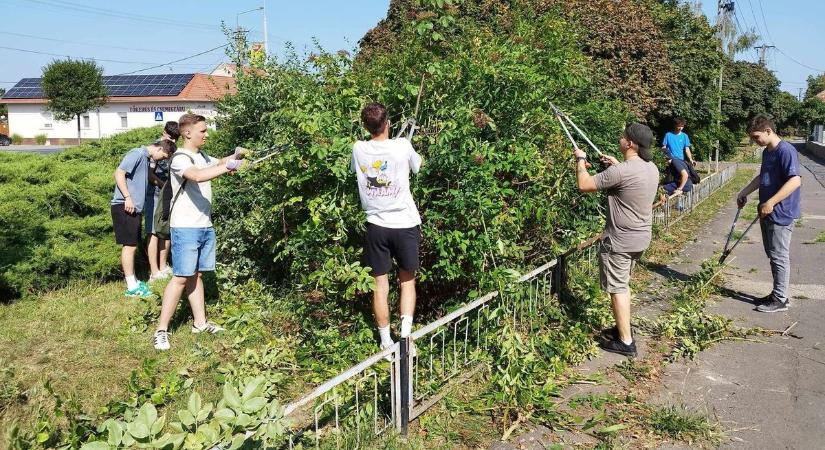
[34,134,47,145]
[0,127,164,299]
[10,134,22,145]
[213,3,629,305]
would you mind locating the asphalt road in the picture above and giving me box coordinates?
[0,145,69,154]
[655,141,825,449]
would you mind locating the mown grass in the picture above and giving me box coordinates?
[0,280,236,447]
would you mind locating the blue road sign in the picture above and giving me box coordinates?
[154,111,163,122]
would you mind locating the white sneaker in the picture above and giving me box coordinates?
[380,342,395,362]
[148,272,164,282]
[153,330,170,350]
[191,322,225,334]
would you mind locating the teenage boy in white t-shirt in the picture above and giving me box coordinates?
[153,113,246,351]
[352,102,423,354]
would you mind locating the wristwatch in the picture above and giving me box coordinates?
[576,156,587,163]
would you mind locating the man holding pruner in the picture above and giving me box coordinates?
[562,115,659,357]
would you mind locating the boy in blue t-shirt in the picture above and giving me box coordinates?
[661,117,695,165]
[735,114,802,313]
[111,140,175,297]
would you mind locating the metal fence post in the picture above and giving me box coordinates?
[399,337,410,436]
[551,254,567,300]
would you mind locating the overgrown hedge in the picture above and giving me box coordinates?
[0,128,165,299]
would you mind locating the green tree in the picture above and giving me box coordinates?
[770,91,801,135]
[804,73,825,100]
[720,60,780,153]
[797,97,825,134]
[41,59,108,144]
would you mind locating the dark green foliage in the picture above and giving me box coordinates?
[720,61,780,154]
[648,1,722,160]
[0,127,163,300]
[214,1,629,306]
[804,73,825,100]
[770,91,802,135]
[797,97,825,131]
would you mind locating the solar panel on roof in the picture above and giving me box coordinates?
[1,73,196,99]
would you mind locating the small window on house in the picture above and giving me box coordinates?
[119,112,128,128]
[82,114,90,129]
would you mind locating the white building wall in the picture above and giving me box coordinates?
[6,101,218,142]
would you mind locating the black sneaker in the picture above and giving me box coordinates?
[600,326,633,342]
[599,338,638,357]
[756,298,788,313]
[754,294,773,306]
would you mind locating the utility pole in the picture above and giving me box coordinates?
[715,0,735,173]
[798,87,804,101]
[754,44,776,66]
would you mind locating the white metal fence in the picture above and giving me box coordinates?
[280,163,739,449]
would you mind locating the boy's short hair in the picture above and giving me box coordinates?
[164,121,180,140]
[178,113,207,131]
[361,102,388,136]
[747,114,775,133]
[674,117,686,127]
[153,139,176,155]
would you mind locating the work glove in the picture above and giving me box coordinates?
[226,159,244,171]
[232,147,251,160]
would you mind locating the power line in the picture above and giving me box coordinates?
[0,44,219,69]
[0,31,189,55]
[23,0,220,32]
[0,45,158,64]
[755,0,775,45]
[744,0,766,38]
[774,47,825,73]
[114,44,230,76]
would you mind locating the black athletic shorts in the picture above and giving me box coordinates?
[363,223,421,276]
[111,203,142,246]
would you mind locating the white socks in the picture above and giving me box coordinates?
[125,275,139,290]
[400,315,413,338]
[379,315,415,349]
[378,325,394,348]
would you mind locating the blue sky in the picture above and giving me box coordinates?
[1,0,822,95]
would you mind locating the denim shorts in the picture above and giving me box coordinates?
[171,227,216,277]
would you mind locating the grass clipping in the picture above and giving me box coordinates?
[638,259,760,360]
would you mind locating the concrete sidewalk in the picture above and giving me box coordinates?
[492,143,824,450]
[654,142,825,449]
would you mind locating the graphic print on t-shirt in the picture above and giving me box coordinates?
[360,159,402,199]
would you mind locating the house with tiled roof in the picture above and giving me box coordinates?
[0,73,235,144]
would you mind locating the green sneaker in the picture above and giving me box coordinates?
[125,282,153,298]
[124,285,146,297]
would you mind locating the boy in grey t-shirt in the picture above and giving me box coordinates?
[572,123,659,357]
[352,102,423,357]
[111,140,175,297]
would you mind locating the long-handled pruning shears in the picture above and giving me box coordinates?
[248,144,289,167]
[395,74,426,141]
[549,101,604,159]
[719,207,760,264]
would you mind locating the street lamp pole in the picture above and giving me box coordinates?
[263,1,268,55]
[236,6,263,31]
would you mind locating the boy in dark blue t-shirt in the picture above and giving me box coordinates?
[736,114,802,313]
